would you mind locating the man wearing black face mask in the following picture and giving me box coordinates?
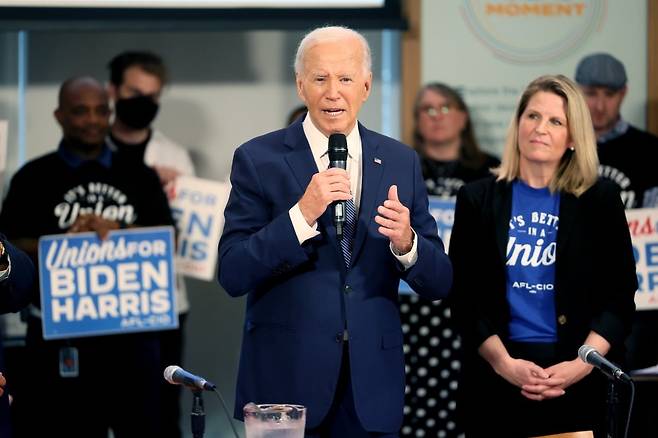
[107,51,194,438]
[107,51,194,188]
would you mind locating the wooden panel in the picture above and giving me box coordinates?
[400,0,421,146]
[531,432,594,438]
[649,0,658,135]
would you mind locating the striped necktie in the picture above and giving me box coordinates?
[341,198,357,267]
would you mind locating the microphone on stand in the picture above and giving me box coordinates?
[164,365,217,391]
[578,345,632,383]
[164,365,240,438]
[578,346,637,438]
[328,133,348,239]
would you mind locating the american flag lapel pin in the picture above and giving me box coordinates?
[374,157,382,165]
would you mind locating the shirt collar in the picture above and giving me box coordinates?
[57,140,113,169]
[302,114,362,162]
[598,118,629,143]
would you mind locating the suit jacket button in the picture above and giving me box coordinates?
[557,315,567,325]
[343,285,351,294]
[335,333,343,343]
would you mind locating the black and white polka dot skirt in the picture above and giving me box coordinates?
[399,294,464,438]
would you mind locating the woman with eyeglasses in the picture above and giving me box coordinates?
[400,83,498,438]
[414,82,500,198]
[450,75,636,436]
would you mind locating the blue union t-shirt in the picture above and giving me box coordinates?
[506,180,560,342]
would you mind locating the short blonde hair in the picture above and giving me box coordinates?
[494,74,598,196]
[294,25,372,76]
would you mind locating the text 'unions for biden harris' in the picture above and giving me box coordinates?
[42,236,172,325]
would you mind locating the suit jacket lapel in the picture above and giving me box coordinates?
[284,122,317,195]
[493,180,512,264]
[283,122,342,258]
[351,124,384,264]
[556,191,576,259]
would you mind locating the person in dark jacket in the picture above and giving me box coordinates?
[450,75,637,437]
[0,236,36,437]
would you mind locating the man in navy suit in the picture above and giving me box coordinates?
[0,236,37,436]
[218,26,452,437]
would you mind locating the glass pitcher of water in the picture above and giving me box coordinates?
[243,403,306,438]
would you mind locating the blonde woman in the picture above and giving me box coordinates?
[450,75,637,437]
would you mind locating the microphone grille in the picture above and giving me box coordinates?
[163,365,180,383]
[578,345,595,363]
[328,133,348,161]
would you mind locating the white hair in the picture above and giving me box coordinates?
[294,26,372,75]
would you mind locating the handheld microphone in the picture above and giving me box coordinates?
[578,345,631,383]
[328,133,348,239]
[164,365,217,391]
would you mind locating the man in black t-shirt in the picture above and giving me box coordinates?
[0,76,173,438]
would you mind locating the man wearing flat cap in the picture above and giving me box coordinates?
[575,52,658,210]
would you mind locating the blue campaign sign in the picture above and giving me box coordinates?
[399,196,455,295]
[38,226,178,339]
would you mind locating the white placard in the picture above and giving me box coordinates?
[627,208,658,310]
[169,176,231,281]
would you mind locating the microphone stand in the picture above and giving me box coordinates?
[191,389,206,438]
[606,380,617,438]
[607,379,629,438]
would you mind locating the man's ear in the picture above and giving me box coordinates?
[296,74,307,104]
[618,85,628,100]
[363,72,372,102]
[54,108,63,126]
[107,82,117,102]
